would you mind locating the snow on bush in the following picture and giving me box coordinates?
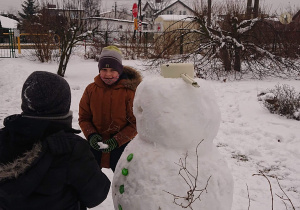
[258,84,300,120]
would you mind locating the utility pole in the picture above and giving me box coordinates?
[115,2,117,18]
[112,2,117,18]
[138,0,142,43]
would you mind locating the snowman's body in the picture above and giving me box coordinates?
[112,76,234,210]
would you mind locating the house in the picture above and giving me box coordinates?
[292,10,300,23]
[99,10,132,21]
[85,16,148,43]
[154,0,194,17]
[154,14,194,32]
[0,15,18,43]
[0,15,18,29]
[86,16,147,31]
[153,15,198,54]
[45,4,85,22]
[143,0,195,30]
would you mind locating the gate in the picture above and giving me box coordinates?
[0,28,16,58]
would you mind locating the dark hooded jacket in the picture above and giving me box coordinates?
[0,114,111,210]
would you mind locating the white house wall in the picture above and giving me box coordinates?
[160,2,194,16]
[88,19,135,31]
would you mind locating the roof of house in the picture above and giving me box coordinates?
[292,10,300,21]
[0,15,18,28]
[142,2,155,12]
[85,17,148,25]
[154,0,194,16]
[156,14,194,21]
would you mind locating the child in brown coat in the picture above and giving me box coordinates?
[79,46,142,171]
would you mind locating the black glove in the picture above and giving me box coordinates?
[88,134,102,151]
[101,138,118,153]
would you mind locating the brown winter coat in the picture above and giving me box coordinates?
[79,66,142,168]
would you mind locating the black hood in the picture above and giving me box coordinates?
[0,114,77,165]
[0,114,80,184]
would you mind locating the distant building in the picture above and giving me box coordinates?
[0,15,19,43]
[143,0,195,30]
[0,15,18,29]
[99,10,132,21]
[44,4,85,22]
[85,16,147,32]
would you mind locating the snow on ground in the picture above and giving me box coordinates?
[0,54,299,210]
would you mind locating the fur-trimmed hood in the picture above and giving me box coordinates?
[0,114,79,183]
[121,65,143,91]
[94,65,142,91]
[0,142,42,182]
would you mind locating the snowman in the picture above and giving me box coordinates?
[111,63,234,210]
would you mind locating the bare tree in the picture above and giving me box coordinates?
[47,0,97,77]
[82,0,101,17]
[148,1,300,80]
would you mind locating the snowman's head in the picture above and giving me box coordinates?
[133,76,221,150]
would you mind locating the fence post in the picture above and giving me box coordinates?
[9,29,16,58]
[17,36,21,54]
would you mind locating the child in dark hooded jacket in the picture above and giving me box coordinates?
[0,71,110,210]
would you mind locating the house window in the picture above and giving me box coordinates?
[183,11,187,15]
[119,25,123,29]
[179,11,182,15]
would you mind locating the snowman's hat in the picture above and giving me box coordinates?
[160,63,200,88]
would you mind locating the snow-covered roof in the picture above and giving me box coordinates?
[99,10,113,15]
[156,15,193,21]
[154,0,194,16]
[85,17,148,25]
[0,15,18,28]
[292,10,300,21]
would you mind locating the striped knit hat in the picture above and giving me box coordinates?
[98,46,123,75]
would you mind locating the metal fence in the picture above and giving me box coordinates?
[0,28,16,58]
[3,28,299,60]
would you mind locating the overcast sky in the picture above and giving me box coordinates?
[0,0,299,15]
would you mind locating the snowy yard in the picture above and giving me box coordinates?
[0,54,299,210]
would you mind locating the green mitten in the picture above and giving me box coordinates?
[88,134,102,151]
[101,138,118,153]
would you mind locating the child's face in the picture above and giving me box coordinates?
[100,68,120,85]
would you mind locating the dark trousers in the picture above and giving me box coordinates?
[79,143,128,210]
[90,142,129,172]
